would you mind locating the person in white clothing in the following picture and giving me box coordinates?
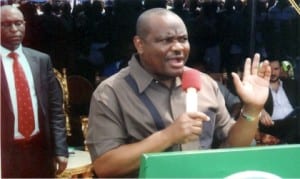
[259,58,300,143]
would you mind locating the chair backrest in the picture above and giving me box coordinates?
[67,75,94,114]
[53,68,72,136]
[67,75,94,148]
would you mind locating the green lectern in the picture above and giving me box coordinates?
[139,144,300,178]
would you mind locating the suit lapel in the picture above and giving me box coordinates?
[0,60,13,114]
[282,80,296,107]
[23,48,41,88]
[1,58,15,143]
[22,48,47,117]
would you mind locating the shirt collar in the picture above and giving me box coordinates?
[270,79,283,92]
[275,79,283,87]
[128,54,182,93]
[0,45,23,58]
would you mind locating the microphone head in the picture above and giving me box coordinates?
[181,68,201,91]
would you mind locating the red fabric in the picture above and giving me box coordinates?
[9,52,34,139]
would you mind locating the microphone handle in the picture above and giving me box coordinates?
[182,87,201,150]
[185,88,198,112]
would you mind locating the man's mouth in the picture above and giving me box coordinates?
[10,36,21,41]
[168,57,185,68]
[270,76,279,82]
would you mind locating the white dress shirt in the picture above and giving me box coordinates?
[270,80,294,120]
[1,45,39,139]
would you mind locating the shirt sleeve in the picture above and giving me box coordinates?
[86,82,127,161]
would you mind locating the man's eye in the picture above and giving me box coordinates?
[15,21,24,26]
[1,22,11,27]
[1,20,25,28]
[163,38,173,43]
[179,37,188,43]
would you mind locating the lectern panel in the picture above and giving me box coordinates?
[139,145,300,178]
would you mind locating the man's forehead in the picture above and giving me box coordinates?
[270,60,280,65]
[147,14,186,30]
[1,7,23,19]
[270,61,280,68]
[156,28,187,37]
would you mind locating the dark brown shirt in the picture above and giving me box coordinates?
[87,55,235,162]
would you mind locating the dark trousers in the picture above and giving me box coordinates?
[259,117,300,144]
[2,132,56,178]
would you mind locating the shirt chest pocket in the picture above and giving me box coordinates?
[200,109,216,148]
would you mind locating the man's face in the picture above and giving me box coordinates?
[270,60,281,83]
[135,14,190,80]
[1,7,25,51]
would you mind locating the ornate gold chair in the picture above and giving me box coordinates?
[81,117,89,151]
[56,116,93,178]
[56,149,93,178]
[54,71,93,178]
[67,75,94,148]
[53,68,71,136]
[53,68,92,178]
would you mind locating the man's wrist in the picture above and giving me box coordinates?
[57,156,68,163]
[240,108,262,121]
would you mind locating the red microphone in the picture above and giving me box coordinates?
[182,68,201,112]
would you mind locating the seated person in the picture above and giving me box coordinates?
[259,58,300,144]
[86,8,271,178]
[217,81,242,120]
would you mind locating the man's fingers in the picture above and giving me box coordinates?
[261,116,274,126]
[251,53,260,75]
[184,133,201,143]
[242,53,261,79]
[55,156,68,175]
[56,162,67,174]
[188,112,210,121]
[259,60,271,81]
[231,72,243,95]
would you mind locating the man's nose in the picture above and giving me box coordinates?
[8,23,20,31]
[171,41,184,52]
[271,70,276,75]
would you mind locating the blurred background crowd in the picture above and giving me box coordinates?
[1,0,300,85]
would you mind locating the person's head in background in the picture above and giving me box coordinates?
[104,0,114,14]
[143,0,167,10]
[1,5,25,51]
[269,58,282,83]
[133,8,190,82]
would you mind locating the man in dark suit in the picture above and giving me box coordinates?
[259,58,300,143]
[1,5,68,177]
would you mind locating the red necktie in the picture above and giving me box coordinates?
[8,52,35,139]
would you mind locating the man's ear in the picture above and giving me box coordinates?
[133,35,144,54]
